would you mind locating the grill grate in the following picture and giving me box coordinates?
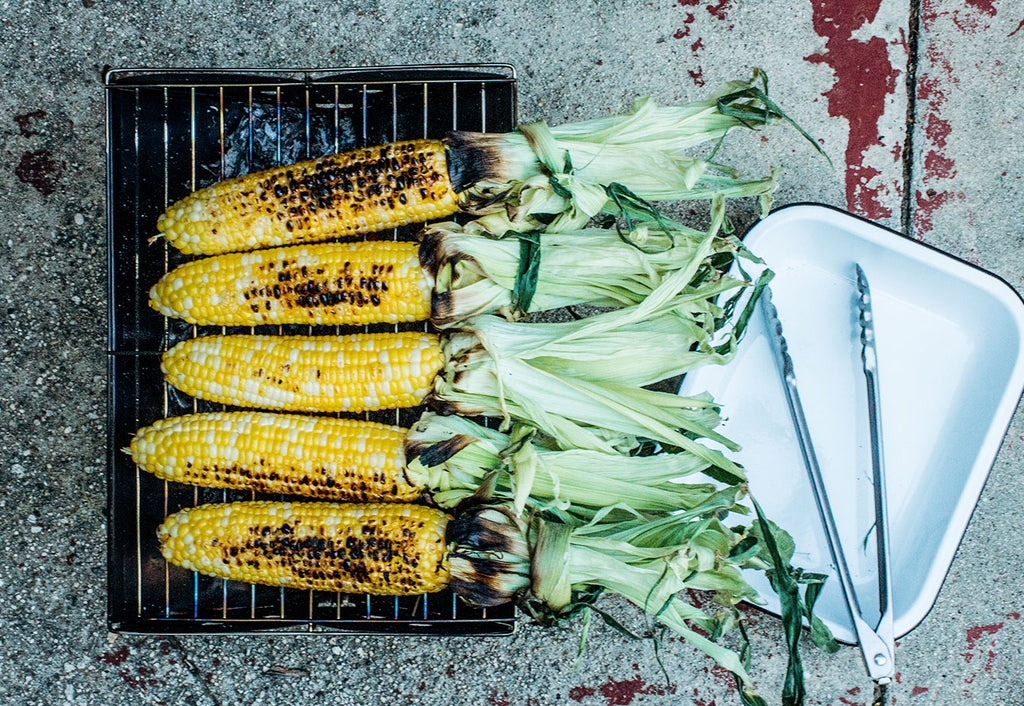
[105,66,518,635]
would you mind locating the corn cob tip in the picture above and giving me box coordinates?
[446,505,531,607]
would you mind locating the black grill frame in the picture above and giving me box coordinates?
[105,65,518,635]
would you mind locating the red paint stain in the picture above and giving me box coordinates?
[676,0,700,5]
[600,676,647,705]
[597,667,676,706]
[15,149,60,196]
[966,0,996,16]
[924,150,956,179]
[1009,17,1024,36]
[569,686,597,702]
[848,687,862,695]
[913,6,965,236]
[839,698,864,706]
[805,0,901,220]
[690,37,704,54]
[686,588,712,610]
[487,693,511,706]
[923,111,952,152]
[971,649,997,678]
[689,67,706,87]
[14,109,46,137]
[673,12,696,38]
[912,686,929,696]
[701,664,733,689]
[118,665,163,691]
[960,621,1010,683]
[915,188,960,233]
[1009,612,1021,620]
[706,0,731,19]
[966,622,1005,650]
[946,2,998,35]
[97,645,130,666]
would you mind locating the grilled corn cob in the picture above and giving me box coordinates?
[156,140,458,255]
[149,242,431,326]
[158,502,451,594]
[129,412,420,501]
[158,501,530,603]
[161,333,443,413]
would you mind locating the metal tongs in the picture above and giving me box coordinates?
[762,265,895,705]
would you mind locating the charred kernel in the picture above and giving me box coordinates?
[148,237,428,325]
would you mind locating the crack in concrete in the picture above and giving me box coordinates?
[901,0,922,237]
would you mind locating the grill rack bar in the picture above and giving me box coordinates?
[106,65,518,635]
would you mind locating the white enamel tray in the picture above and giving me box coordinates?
[679,204,1024,643]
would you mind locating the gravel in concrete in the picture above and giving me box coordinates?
[1,1,1022,704]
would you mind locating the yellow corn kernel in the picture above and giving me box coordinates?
[155,140,457,255]
[161,333,443,413]
[149,241,431,327]
[158,501,451,594]
[129,412,420,501]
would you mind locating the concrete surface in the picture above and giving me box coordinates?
[1,0,1023,704]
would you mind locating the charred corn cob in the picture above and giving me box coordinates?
[159,501,530,603]
[149,242,431,326]
[161,333,443,413]
[158,502,451,594]
[156,141,458,255]
[129,412,420,501]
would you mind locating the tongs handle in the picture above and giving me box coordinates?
[762,283,894,685]
[856,265,895,683]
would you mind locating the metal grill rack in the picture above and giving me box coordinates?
[105,65,518,635]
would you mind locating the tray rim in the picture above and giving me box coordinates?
[688,201,1024,642]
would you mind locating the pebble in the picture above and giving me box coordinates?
[73,213,85,225]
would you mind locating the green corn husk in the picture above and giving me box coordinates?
[426,210,768,482]
[420,209,752,327]
[447,503,780,701]
[452,70,811,233]
[404,412,746,520]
